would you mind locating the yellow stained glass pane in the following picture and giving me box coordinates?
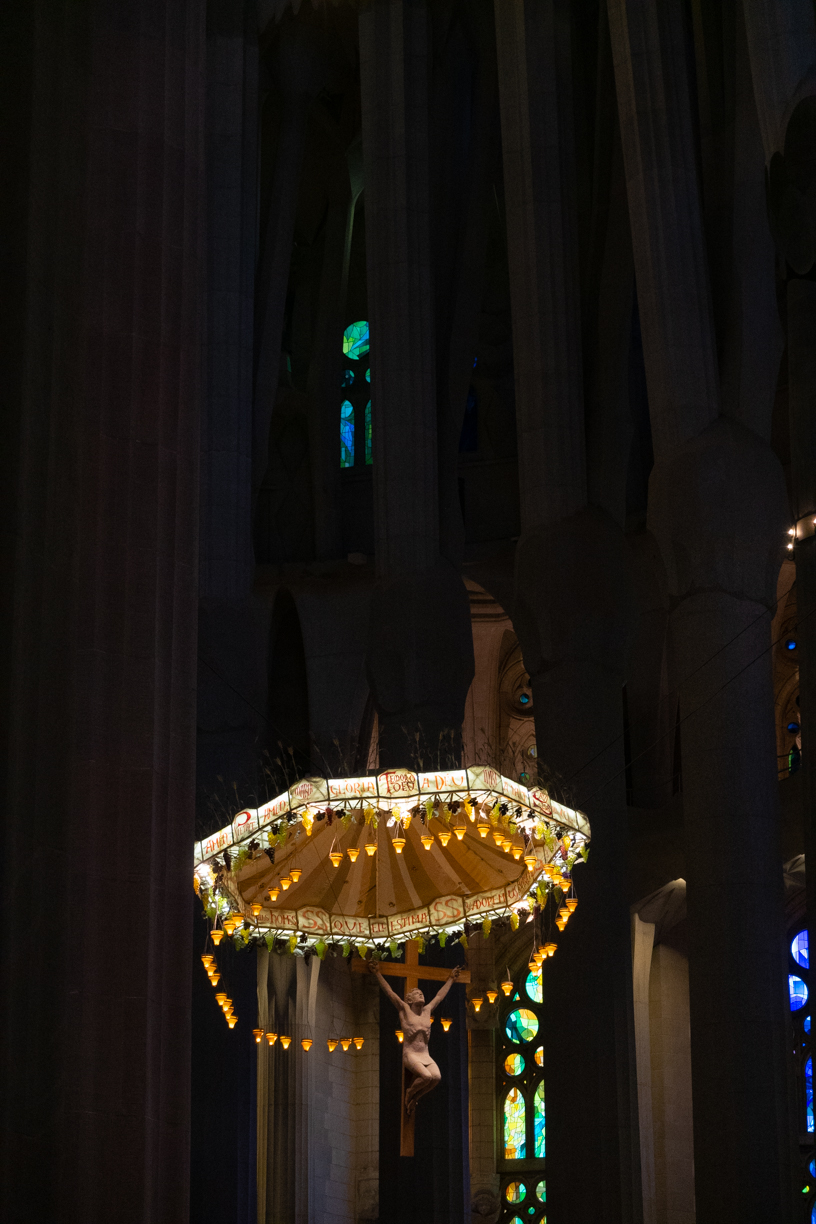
[504,1087,526,1159]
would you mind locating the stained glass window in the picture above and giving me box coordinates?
[536,1181,546,1201]
[808,1057,814,1133]
[534,1081,545,1157]
[505,1053,525,1076]
[525,969,543,1004]
[365,401,372,464]
[504,1088,526,1158]
[808,1017,812,1034]
[342,369,354,388]
[505,1182,525,1202]
[791,975,808,1011]
[534,1046,543,1067]
[506,1008,539,1043]
[366,367,370,382]
[340,401,355,467]
[343,320,369,361]
[793,931,810,970]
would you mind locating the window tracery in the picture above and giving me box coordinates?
[340,321,372,468]
[498,964,546,1223]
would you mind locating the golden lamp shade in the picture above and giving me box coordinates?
[290,868,302,882]
[227,1017,237,1028]
[327,1038,338,1052]
[211,930,224,946]
[329,851,342,867]
[280,1036,291,1050]
[353,1037,364,1050]
[453,824,466,840]
[477,824,489,838]
[281,876,292,890]
[471,996,483,1013]
[486,989,498,1005]
[392,837,406,854]
[201,954,214,967]
[340,1038,352,1052]
[253,1029,263,1043]
[512,845,523,860]
[266,1032,278,1045]
[396,1030,404,1043]
[250,902,262,917]
[566,898,578,913]
[364,842,377,856]
[210,973,221,986]
[420,834,434,850]
[437,830,452,847]
[347,847,360,863]
[501,979,513,997]
[268,886,280,901]
[523,854,537,871]
[441,1018,452,1032]
[301,1038,313,1052]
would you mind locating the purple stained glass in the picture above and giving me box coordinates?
[807,1056,814,1134]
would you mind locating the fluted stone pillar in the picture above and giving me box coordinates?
[359,0,474,767]
[1,3,205,1221]
[496,3,642,1220]
[253,21,327,497]
[609,1,799,1218]
[198,0,268,803]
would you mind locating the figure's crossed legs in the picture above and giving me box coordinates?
[404,1061,441,1115]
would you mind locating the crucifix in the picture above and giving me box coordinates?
[352,939,471,1156]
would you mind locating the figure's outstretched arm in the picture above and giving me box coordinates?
[428,966,460,1011]
[368,962,405,1012]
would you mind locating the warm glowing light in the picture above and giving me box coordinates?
[492,831,504,845]
[347,846,360,862]
[555,918,566,931]
[269,887,280,901]
[512,845,523,860]
[341,1038,352,1052]
[211,973,221,986]
[201,954,214,967]
[329,851,343,867]
[353,1037,364,1050]
[501,979,513,997]
[365,842,377,856]
[454,824,466,840]
[487,990,498,1005]
[789,528,796,535]
[566,898,578,913]
[523,854,537,871]
[421,834,434,850]
[471,996,483,1013]
[392,837,406,854]
[227,1016,238,1028]
[211,929,224,945]
[559,907,570,922]
[478,824,489,838]
[281,876,292,890]
[441,1018,452,1032]
[501,838,512,852]
[215,992,227,1005]
[438,830,452,847]
[253,1028,263,1043]
[301,1038,312,1052]
[266,1032,278,1045]
[788,542,794,550]
[544,942,557,957]
[250,902,262,917]
[290,868,302,882]
[528,959,538,973]
[327,1038,338,1051]
[396,1030,404,1043]
[280,1036,291,1050]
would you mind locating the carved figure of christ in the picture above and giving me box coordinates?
[369,961,461,1113]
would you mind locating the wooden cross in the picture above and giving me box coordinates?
[352,940,471,1156]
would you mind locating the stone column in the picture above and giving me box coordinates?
[1,2,205,1221]
[609,1,799,1218]
[198,0,268,805]
[496,2,642,1220]
[359,0,474,767]
[253,21,327,497]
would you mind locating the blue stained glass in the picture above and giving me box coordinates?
[807,1016,812,1033]
[808,1057,814,1133]
[343,320,370,361]
[342,369,354,388]
[790,975,808,1011]
[504,1088,526,1158]
[365,401,372,465]
[534,1081,545,1157]
[536,1180,546,1202]
[340,401,355,467]
[793,931,809,970]
[525,969,542,1003]
[366,367,370,382]
[810,1159,815,1177]
[812,1204,816,1224]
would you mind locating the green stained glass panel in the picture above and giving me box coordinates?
[340,400,355,467]
[505,1182,525,1203]
[534,1081,545,1157]
[504,1053,525,1076]
[534,1046,543,1066]
[536,1181,546,1202]
[366,367,370,382]
[365,400,372,464]
[504,1087,526,1159]
[525,968,543,1003]
[505,1008,539,1043]
[341,368,354,388]
[343,320,370,361]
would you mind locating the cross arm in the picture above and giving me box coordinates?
[351,960,471,984]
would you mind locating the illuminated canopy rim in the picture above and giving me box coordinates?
[195,766,590,945]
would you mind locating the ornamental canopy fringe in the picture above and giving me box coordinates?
[194,766,590,950]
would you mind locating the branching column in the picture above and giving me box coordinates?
[1,2,205,1221]
[495,2,641,1220]
[359,0,474,767]
[609,0,798,1218]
